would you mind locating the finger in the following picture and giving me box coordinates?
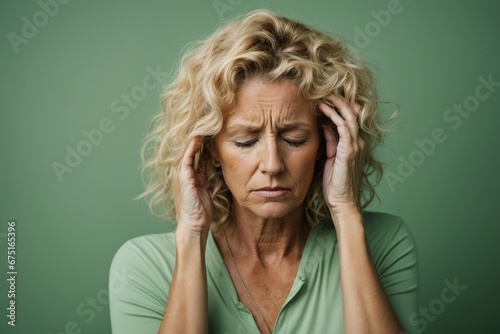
[179,137,202,186]
[319,101,347,126]
[182,136,202,170]
[353,102,362,118]
[319,102,353,151]
[324,97,360,143]
[325,97,357,121]
[323,125,337,159]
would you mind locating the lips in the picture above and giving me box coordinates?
[253,187,291,198]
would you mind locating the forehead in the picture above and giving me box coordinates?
[225,79,316,128]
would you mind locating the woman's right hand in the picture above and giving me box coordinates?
[173,136,213,237]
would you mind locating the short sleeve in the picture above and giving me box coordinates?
[108,234,175,334]
[364,212,419,333]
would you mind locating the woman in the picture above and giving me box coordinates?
[109,10,418,334]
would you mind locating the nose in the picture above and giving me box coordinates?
[259,137,285,176]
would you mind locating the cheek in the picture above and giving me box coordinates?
[295,141,321,180]
[219,151,255,192]
[290,157,315,179]
[288,148,318,175]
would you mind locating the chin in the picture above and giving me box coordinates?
[250,202,301,220]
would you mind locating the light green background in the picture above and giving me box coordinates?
[1,0,499,333]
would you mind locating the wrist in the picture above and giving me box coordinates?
[329,204,363,230]
[329,202,361,219]
[175,224,209,249]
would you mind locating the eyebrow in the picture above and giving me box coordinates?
[225,121,314,133]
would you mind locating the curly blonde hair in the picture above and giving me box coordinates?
[137,9,391,231]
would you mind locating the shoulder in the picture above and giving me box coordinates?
[111,232,176,268]
[112,231,176,261]
[110,230,177,270]
[362,211,414,244]
[109,231,177,296]
[315,210,414,243]
[109,232,177,332]
[361,211,418,277]
[316,211,418,276]
[359,212,419,331]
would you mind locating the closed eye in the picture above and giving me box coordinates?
[234,138,307,148]
[234,139,257,148]
[283,139,307,147]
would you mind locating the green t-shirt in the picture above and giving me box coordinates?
[109,211,419,333]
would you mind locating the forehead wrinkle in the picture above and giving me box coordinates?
[224,79,316,133]
[227,99,313,132]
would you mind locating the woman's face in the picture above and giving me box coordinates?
[213,79,321,221]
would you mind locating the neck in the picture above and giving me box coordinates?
[222,204,310,267]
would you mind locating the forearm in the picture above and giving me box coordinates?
[332,209,404,334]
[158,228,209,334]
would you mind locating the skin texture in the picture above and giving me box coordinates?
[213,79,320,226]
[158,79,404,334]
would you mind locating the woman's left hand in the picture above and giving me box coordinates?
[319,97,365,217]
